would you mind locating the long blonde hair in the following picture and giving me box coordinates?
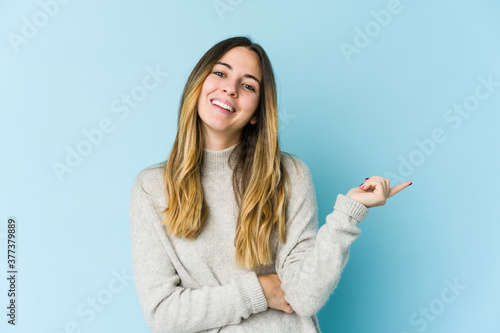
[160,36,299,270]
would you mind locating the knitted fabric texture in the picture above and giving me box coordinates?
[129,142,369,333]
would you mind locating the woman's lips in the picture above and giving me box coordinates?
[210,98,236,112]
[210,100,234,114]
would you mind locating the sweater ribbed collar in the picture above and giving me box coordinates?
[202,141,239,173]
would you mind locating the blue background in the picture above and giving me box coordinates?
[1,0,499,332]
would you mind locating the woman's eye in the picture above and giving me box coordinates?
[243,84,255,92]
[213,71,255,92]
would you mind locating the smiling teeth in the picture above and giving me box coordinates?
[212,100,235,112]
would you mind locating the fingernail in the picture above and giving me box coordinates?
[359,183,364,187]
[365,177,369,180]
[408,182,413,186]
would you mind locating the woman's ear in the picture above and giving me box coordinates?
[250,116,257,125]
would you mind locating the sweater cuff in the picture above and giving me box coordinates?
[235,271,268,315]
[334,194,369,222]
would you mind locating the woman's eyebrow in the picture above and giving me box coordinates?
[215,62,261,87]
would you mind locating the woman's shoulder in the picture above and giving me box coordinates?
[131,162,165,198]
[280,151,313,185]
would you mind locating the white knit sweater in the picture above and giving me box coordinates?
[129,142,369,332]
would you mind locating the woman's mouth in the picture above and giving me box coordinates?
[210,99,235,113]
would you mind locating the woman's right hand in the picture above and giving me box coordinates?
[257,274,294,314]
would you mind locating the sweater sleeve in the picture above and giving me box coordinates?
[275,159,369,317]
[129,170,268,333]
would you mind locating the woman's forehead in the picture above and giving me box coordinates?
[217,47,262,78]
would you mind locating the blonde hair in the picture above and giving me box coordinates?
[160,36,299,270]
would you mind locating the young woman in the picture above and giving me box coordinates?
[129,36,411,333]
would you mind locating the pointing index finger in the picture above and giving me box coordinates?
[388,181,412,198]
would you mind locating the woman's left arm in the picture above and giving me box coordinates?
[275,160,410,317]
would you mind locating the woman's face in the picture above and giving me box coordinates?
[197,46,262,149]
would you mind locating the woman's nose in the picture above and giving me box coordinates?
[222,80,238,96]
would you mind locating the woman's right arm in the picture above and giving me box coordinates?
[129,170,268,333]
